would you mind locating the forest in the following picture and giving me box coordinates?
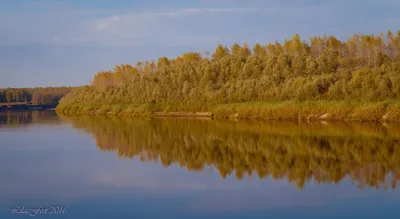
[0,87,74,105]
[60,116,400,190]
[57,30,400,120]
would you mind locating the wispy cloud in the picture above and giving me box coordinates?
[0,0,399,47]
[92,7,257,22]
[81,7,258,46]
[1,0,400,87]
[179,8,256,15]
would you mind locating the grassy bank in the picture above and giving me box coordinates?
[56,100,400,122]
[212,101,400,121]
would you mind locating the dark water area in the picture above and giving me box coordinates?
[0,111,399,219]
[0,104,57,111]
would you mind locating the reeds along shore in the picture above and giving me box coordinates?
[56,101,400,122]
[56,30,400,120]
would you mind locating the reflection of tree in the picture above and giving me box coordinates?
[0,111,61,127]
[61,116,400,190]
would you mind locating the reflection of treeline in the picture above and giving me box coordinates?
[0,111,60,127]
[61,116,400,190]
[0,87,74,105]
[58,31,400,116]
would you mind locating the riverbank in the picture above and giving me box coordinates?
[56,101,400,122]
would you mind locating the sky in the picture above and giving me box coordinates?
[0,0,399,88]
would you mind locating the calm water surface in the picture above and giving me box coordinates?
[0,111,399,219]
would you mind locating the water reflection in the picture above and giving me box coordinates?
[1,112,400,218]
[0,110,61,127]
[59,115,400,190]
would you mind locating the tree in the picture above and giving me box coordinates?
[212,44,229,59]
[157,57,169,69]
[6,89,13,102]
[56,29,400,112]
[253,43,266,57]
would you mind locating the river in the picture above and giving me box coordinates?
[0,111,399,219]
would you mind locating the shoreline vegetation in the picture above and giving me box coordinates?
[56,100,400,122]
[57,30,400,121]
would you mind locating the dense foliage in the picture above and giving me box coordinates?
[61,116,400,190]
[0,87,74,105]
[58,30,400,113]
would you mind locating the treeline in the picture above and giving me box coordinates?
[60,116,400,190]
[0,87,74,105]
[58,30,400,114]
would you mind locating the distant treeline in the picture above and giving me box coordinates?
[60,116,400,190]
[0,87,74,105]
[58,30,400,115]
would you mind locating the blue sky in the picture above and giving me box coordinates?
[0,0,399,88]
